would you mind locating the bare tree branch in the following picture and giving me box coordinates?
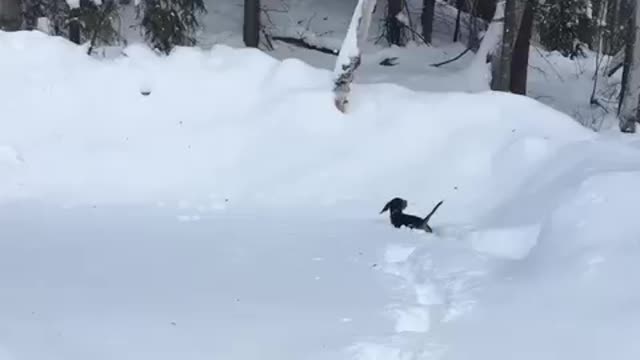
[430,46,473,67]
[271,35,338,55]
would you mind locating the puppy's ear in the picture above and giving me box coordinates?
[380,201,391,214]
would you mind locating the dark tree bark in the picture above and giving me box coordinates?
[68,7,81,44]
[610,0,632,55]
[619,38,632,119]
[618,0,640,133]
[604,0,623,55]
[386,0,404,46]
[491,0,512,90]
[453,0,463,42]
[475,0,497,22]
[467,0,481,51]
[243,0,260,48]
[510,0,534,95]
[0,0,22,30]
[421,0,435,44]
[492,0,523,91]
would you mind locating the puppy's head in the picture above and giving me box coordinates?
[380,197,408,214]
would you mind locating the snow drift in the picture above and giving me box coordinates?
[1,30,590,219]
[371,137,640,360]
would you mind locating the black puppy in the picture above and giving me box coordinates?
[380,197,444,233]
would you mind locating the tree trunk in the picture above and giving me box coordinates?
[333,0,376,113]
[453,0,463,42]
[491,0,523,91]
[68,7,81,44]
[386,0,404,46]
[510,0,534,95]
[474,0,504,70]
[475,0,496,22]
[243,0,260,48]
[0,0,22,31]
[467,0,481,51]
[618,0,640,133]
[601,0,626,55]
[421,0,435,44]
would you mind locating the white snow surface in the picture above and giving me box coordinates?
[2,30,640,360]
[65,0,80,9]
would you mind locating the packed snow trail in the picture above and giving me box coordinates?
[0,205,395,360]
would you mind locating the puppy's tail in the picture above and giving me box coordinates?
[423,200,444,224]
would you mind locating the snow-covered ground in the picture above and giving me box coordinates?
[115,0,623,130]
[2,1,640,359]
[1,204,393,360]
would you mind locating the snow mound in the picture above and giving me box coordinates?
[433,169,640,360]
[0,30,591,218]
[466,224,540,260]
[378,139,640,359]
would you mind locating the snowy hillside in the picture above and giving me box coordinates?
[2,25,640,360]
[0,31,592,212]
[108,0,619,130]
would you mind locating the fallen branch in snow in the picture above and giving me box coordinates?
[379,57,398,66]
[431,3,502,69]
[400,23,431,46]
[261,29,275,51]
[606,50,624,77]
[400,1,416,42]
[590,97,609,114]
[272,36,338,55]
[430,46,473,67]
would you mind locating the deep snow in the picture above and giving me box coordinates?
[3,24,640,360]
[0,204,393,360]
[0,31,590,215]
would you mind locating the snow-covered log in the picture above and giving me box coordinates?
[332,0,376,113]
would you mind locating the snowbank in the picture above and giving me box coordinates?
[428,167,640,360]
[1,30,590,220]
[367,134,640,359]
